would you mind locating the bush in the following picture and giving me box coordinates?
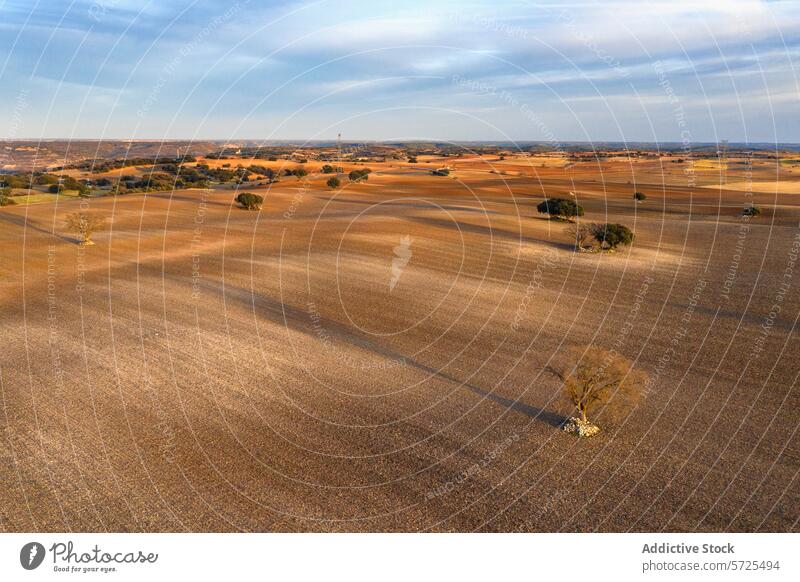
[634,192,647,201]
[326,177,341,189]
[321,164,335,174]
[48,184,61,193]
[407,156,418,163]
[743,204,761,217]
[592,223,634,249]
[536,197,584,220]
[431,168,450,176]
[0,192,15,206]
[349,169,371,182]
[292,167,308,178]
[236,192,263,210]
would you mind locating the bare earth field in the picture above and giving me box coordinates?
[1,156,798,532]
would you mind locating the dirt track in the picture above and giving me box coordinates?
[1,164,798,532]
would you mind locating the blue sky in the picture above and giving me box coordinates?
[1,0,798,142]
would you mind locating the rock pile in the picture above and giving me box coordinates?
[562,417,600,437]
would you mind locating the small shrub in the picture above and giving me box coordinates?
[634,192,647,201]
[742,204,761,217]
[326,177,341,189]
[321,164,335,174]
[236,192,263,210]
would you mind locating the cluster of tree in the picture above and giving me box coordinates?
[1,172,97,195]
[0,173,35,189]
[321,164,344,174]
[326,177,341,189]
[348,168,371,182]
[430,168,450,176]
[247,165,278,181]
[71,156,194,173]
[284,167,308,179]
[161,164,250,186]
[236,192,263,210]
[212,148,283,160]
[567,222,635,251]
[109,173,179,193]
[47,175,90,195]
[537,197,584,220]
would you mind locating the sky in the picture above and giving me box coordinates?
[0,0,798,142]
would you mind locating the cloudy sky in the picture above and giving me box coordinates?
[1,0,798,142]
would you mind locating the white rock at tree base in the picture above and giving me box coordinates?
[562,417,600,437]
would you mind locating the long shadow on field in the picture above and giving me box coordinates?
[330,198,503,215]
[404,215,575,252]
[204,279,564,428]
[0,211,80,243]
[146,192,230,206]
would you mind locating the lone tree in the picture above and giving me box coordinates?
[65,212,107,246]
[593,223,634,250]
[537,197,584,221]
[547,345,647,435]
[566,222,597,252]
[634,192,647,202]
[321,164,335,174]
[326,177,341,189]
[236,192,263,210]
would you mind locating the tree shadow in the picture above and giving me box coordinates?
[404,215,575,252]
[198,278,566,429]
[0,211,79,244]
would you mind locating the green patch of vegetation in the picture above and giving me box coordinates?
[236,192,263,210]
[349,168,371,182]
[537,197,584,221]
[742,204,762,217]
[593,223,634,249]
